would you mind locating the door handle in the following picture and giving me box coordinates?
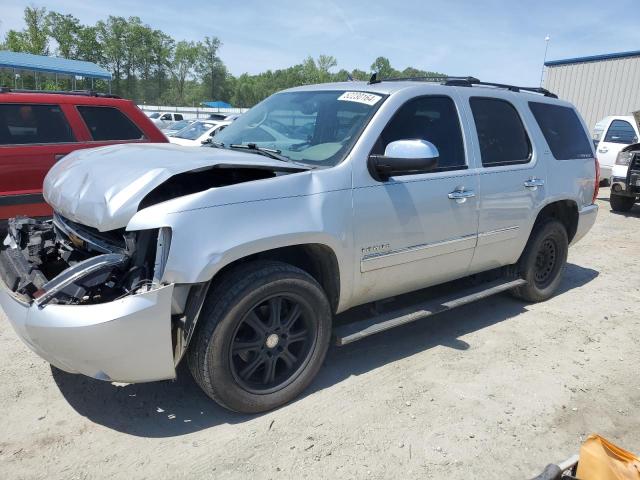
[448,189,475,203]
[598,147,608,153]
[524,178,545,190]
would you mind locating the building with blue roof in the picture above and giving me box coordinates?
[543,49,640,129]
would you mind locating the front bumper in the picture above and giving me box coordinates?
[0,277,177,383]
[571,204,598,246]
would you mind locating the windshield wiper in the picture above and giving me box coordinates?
[228,143,291,162]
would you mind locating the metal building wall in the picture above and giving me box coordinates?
[544,56,640,131]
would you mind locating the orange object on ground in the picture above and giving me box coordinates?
[576,434,640,479]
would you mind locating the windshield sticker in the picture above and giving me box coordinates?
[338,91,382,106]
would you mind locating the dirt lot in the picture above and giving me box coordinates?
[1,187,639,480]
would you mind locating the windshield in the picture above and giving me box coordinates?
[148,112,160,119]
[213,90,386,167]
[174,121,218,140]
[168,120,191,131]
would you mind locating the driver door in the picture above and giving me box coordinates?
[351,95,479,306]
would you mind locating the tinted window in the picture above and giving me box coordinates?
[604,119,637,144]
[371,96,466,170]
[0,104,75,145]
[174,114,183,121]
[529,102,593,160]
[470,97,531,166]
[77,106,144,141]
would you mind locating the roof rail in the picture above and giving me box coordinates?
[368,75,558,98]
[0,87,121,98]
[455,80,558,98]
[384,75,481,84]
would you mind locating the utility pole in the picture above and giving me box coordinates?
[540,35,551,87]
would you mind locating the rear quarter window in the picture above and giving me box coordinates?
[76,106,144,141]
[529,102,593,160]
[0,103,75,145]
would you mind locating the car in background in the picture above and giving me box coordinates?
[0,89,167,227]
[168,120,230,146]
[148,111,184,128]
[206,113,229,121]
[162,119,193,137]
[610,142,640,212]
[592,115,639,183]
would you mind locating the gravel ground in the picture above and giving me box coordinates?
[1,187,639,480]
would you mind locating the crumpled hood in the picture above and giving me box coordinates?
[44,143,305,231]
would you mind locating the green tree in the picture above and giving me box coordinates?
[76,26,103,64]
[172,40,201,104]
[47,12,81,58]
[197,36,224,100]
[97,16,128,95]
[4,6,50,54]
[370,56,396,78]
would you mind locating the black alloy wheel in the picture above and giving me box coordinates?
[230,294,315,394]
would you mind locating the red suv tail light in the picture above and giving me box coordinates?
[593,157,600,204]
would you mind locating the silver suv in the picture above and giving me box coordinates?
[0,78,599,413]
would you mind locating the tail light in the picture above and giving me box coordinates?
[592,157,600,204]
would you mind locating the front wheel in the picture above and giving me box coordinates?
[188,261,332,413]
[511,219,568,302]
[610,193,636,212]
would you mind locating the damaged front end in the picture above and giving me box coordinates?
[1,215,168,307]
[0,216,183,383]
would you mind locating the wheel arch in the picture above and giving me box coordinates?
[207,242,342,314]
[532,199,579,243]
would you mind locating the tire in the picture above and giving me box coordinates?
[511,219,568,303]
[610,193,636,212]
[187,260,332,413]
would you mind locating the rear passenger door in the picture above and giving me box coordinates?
[460,93,546,273]
[0,103,78,219]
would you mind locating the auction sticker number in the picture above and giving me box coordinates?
[338,91,382,106]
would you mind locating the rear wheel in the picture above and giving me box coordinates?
[188,261,332,413]
[511,219,568,302]
[610,193,636,212]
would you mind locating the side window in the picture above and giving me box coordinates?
[604,120,638,144]
[470,97,531,167]
[372,96,466,170]
[76,106,144,141]
[161,113,172,120]
[174,114,184,121]
[0,103,75,145]
[528,102,593,160]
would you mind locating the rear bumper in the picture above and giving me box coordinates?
[571,204,598,246]
[0,277,177,383]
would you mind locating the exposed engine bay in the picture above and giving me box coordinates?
[0,215,165,306]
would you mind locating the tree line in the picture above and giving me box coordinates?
[1,6,445,107]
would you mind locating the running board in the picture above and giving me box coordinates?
[333,278,527,346]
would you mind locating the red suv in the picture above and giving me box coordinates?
[0,89,167,227]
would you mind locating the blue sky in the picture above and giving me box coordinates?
[2,0,639,85]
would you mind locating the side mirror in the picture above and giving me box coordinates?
[368,139,439,181]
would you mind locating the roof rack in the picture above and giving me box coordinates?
[0,87,121,98]
[366,75,558,98]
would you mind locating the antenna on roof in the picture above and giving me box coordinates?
[368,72,381,85]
